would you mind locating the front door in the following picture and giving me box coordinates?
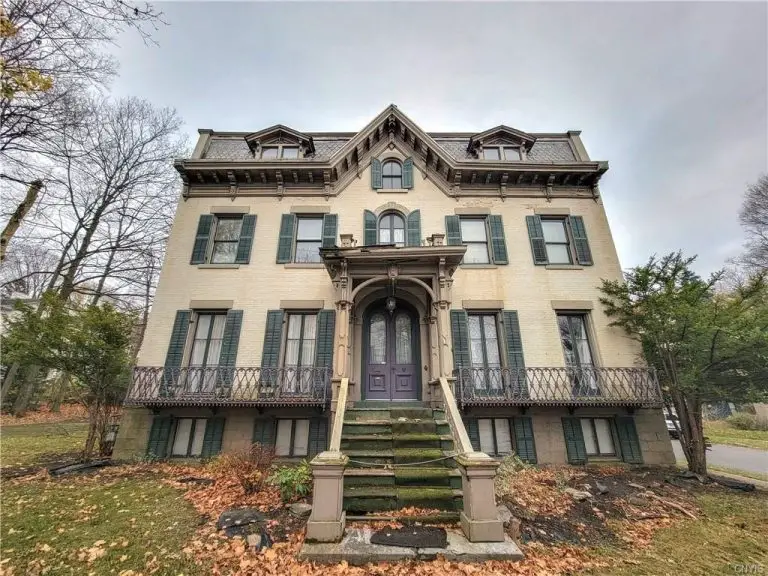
[365,307,418,400]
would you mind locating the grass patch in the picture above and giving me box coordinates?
[1,475,203,575]
[595,491,768,575]
[708,465,768,483]
[704,420,768,450]
[1,422,88,468]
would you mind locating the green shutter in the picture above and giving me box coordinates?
[364,210,377,245]
[445,215,462,246]
[450,310,471,370]
[322,214,338,249]
[276,214,295,263]
[234,214,256,264]
[260,310,284,369]
[525,215,548,265]
[163,310,190,395]
[309,418,329,457]
[190,215,214,264]
[463,418,480,451]
[253,418,276,447]
[616,417,643,464]
[315,310,336,369]
[487,215,508,264]
[146,416,173,458]
[218,310,243,387]
[513,417,537,464]
[201,417,225,458]
[406,209,421,247]
[502,311,527,396]
[562,418,587,464]
[371,158,382,189]
[402,157,414,189]
[569,216,593,266]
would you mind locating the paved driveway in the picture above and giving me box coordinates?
[672,440,768,475]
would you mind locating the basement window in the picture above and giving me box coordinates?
[275,419,310,457]
[171,418,207,457]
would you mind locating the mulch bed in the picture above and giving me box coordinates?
[502,466,709,547]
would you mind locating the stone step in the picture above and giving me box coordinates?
[353,401,428,409]
[342,419,450,436]
[340,433,453,452]
[390,407,433,420]
[343,467,462,489]
[344,409,392,422]
[345,511,460,524]
[393,448,454,466]
[345,450,394,467]
[343,486,463,512]
[394,433,453,450]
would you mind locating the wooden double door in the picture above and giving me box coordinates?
[364,305,419,401]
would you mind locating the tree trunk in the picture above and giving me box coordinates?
[12,365,40,417]
[59,201,109,301]
[0,363,20,404]
[0,180,44,263]
[50,372,70,412]
[82,401,101,461]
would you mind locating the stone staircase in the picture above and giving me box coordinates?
[341,402,463,518]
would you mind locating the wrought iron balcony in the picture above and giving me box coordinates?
[124,366,331,407]
[455,366,662,408]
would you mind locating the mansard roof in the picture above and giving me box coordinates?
[176,104,607,199]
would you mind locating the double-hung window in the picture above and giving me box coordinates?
[210,217,243,264]
[283,313,317,393]
[261,145,300,159]
[541,219,572,264]
[460,219,490,264]
[477,418,514,455]
[557,313,599,396]
[171,418,208,457]
[468,313,502,390]
[275,419,310,457]
[294,217,323,263]
[580,418,616,456]
[188,312,226,392]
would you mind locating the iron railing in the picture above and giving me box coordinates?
[124,366,331,407]
[455,366,662,407]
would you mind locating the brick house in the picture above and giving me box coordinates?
[113,105,674,540]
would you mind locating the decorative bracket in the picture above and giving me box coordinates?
[275,170,284,198]
[323,170,332,199]
[227,170,238,200]
[546,173,555,202]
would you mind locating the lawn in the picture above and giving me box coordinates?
[704,420,768,450]
[596,491,768,575]
[1,422,88,470]
[1,473,204,575]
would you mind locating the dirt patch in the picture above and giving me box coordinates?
[501,466,706,547]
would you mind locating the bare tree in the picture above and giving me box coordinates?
[0,0,164,255]
[740,174,768,273]
[0,241,58,298]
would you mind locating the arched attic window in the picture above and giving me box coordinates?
[378,211,406,246]
[382,160,402,189]
[371,158,413,190]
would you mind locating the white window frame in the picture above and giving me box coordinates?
[293,216,324,263]
[477,418,514,456]
[171,418,208,457]
[275,418,310,457]
[580,417,616,457]
[209,215,244,264]
[482,146,520,161]
[459,217,491,264]
[381,159,403,189]
[541,217,574,264]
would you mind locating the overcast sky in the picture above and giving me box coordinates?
[109,1,767,276]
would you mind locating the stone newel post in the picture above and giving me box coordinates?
[305,451,349,542]
[456,453,504,542]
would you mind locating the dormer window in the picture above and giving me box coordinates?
[261,145,300,159]
[482,146,520,161]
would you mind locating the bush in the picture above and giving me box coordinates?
[208,443,275,494]
[495,453,531,497]
[269,460,312,502]
[726,412,768,431]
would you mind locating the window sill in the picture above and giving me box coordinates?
[197,264,241,269]
[545,264,583,270]
[284,263,325,269]
[459,264,498,269]
[375,188,410,194]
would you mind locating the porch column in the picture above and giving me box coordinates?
[332,260,351,384]
[436,257,454,379]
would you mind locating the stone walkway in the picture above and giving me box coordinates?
[298,527,524,565]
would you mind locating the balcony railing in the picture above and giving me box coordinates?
[455,366,662,407]
[124,366,331,407]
